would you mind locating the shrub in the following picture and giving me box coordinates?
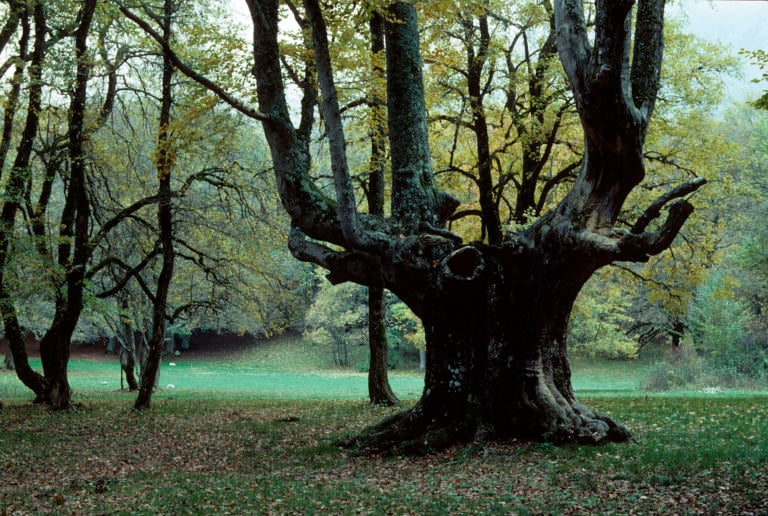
[640,347,716,391]
[685,271,768,383]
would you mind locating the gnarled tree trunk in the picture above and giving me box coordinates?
[246,0,704,453]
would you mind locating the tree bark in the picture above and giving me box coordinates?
[367,287,398,405]
[35,0,98,410]
[0,1,25,181]
[462,10,502,244]
[38,333,72,409]
[348,242,631,453]
[363,12,398,406]
[135,0,176,410]
[0,0,46,401]
[118,326,139,391]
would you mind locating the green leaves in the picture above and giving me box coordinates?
[570,270,639,360]
[741,48,768,110]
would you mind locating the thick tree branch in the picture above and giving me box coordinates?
[631,177,706,234]
[248,0,345,247]
[631,0,666,118]
[553,0,591,98]
[591,0,634,93]
[303,0,387,253]
[386,2,448,230]
[288,226,381,286]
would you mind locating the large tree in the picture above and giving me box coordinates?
[246,0,704,451]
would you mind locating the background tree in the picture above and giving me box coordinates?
[0,0,302,406]
[743,49,768,110]
[364,10,398,405]
[133,0,176,410]
[304,274,424,371]
[0,0,101,409]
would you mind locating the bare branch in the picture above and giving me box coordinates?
[119,6,270,122]
[91,249,162,299]
[631,177,706,234]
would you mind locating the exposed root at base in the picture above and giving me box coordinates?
[543,411,632,445]
[340,403,631,456]
[339,404,474,456]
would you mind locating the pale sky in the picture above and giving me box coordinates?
[675,0,767,51]
[672,0,767,101]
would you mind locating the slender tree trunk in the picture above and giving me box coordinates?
[0,5,24,181]
[364,12,398,406]
[367,286,398,405]
[35,0,98,410]
[119,330,139,391]
[0,2,45,399]
[671,319,685,349]
[464,12,501,244]
[135,0,176,409]
[3,348,14,370]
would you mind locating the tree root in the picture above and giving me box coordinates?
[339,403,475,456]
[340,399,630,456]
[543,410,631,445]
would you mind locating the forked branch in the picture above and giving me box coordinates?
[631,177,706,234]
[303,0,388,253]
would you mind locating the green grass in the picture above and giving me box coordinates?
[1,395,766,514]
[0,334,654,401]
[1,338,767,513]
[0,356,427,401]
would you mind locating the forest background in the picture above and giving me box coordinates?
[0,0,768,403]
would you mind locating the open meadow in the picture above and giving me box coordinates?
[1,337,767,514]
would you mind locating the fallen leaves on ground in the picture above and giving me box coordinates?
[1,394,766,514]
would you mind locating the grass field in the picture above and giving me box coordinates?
[1,338,767,514]
[0,335,658,401]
